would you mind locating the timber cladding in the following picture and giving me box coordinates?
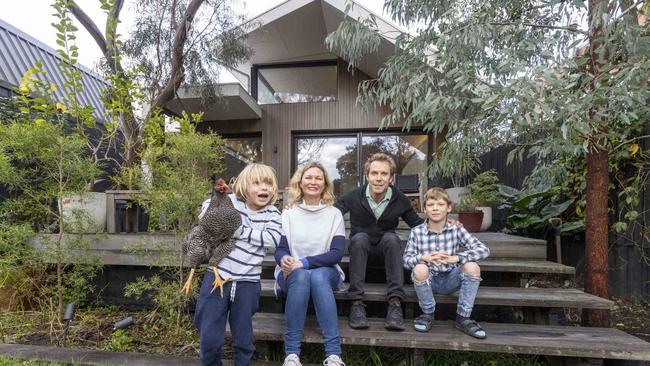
[199,59,395,188]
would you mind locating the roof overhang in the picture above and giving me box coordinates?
[165,83,262,120]
[231,0,404,87]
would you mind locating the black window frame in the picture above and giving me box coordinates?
[251,59,339,104]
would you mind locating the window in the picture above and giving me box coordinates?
[253,61,337,104]
[0,86,12,98]
[223,136,262,183]
[294,132,429,197]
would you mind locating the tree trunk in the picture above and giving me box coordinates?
[583,0,610,327]
[583,147,610,327]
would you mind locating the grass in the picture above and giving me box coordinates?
[0,359,67,366]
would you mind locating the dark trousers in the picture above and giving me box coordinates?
[348,231,405,301]
[194,272,261,366]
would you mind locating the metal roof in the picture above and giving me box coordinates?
[0,18,108,121]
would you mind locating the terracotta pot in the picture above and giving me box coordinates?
[458,211,484,232]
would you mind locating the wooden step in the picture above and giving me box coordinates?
[233,314,650,361]
[263,256,575,275]
[31,233,556,267]
[259,280,613,309]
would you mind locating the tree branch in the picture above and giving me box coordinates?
[151,0,205,112]
[490,21,589,36]
[104,0,125,70]
[67,1,107,54]
[612,0,644,23]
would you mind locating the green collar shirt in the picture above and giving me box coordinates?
[366,185,392,219]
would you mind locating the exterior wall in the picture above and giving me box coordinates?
[198,59,407,188]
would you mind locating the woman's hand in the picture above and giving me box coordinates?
[281,255,295,275]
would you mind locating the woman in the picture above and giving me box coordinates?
[275,162,346,366]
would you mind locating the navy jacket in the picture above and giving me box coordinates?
[334,184,424,244]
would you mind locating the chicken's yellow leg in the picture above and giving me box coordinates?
[210,267,231,297]
[181,268,196,295]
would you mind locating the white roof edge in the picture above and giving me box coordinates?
[244,0,405,42]
[323,0,406,41]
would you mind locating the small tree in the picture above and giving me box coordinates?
[123,112,225,328]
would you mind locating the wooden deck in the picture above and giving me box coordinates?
[237,314,650,361]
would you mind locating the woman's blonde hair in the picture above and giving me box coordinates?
[232,163,278,205]
[288,162,335,205]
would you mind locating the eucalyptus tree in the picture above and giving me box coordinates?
[327,0,649,326]
[65,0,251,167]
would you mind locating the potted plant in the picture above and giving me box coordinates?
[459,170,501,231]
[458,194,484,232]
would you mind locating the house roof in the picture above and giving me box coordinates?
[231,0,404,88]
[0,18,107,121]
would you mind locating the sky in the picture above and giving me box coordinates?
[2,0,389,75]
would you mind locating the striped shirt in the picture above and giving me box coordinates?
[200,194,282,282]
[403,221,490,273]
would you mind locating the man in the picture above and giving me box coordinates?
[335,153,424,331]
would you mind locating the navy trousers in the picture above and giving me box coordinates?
[194,272,261,366]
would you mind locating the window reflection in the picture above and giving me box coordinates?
[257,65,337,104]
[223,137,262,183]
[295,136,357,197]
[361,135,428,192]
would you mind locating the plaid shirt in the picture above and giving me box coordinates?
[403,221,490,273]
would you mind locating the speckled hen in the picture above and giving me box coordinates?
[181,178,241,296]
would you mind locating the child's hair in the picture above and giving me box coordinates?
[232,163,278,205]
[364,153,397,176]
[424,187,452,206]
[288,162,335,205]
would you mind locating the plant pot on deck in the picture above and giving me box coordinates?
[458,211,484,232]
[476,206,492,231]
[60,192,107,233]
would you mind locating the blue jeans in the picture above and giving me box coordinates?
[412,265,481,318]
[194,271,261,366]
[277,267,341,357]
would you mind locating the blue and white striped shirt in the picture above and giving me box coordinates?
[201,194,282,281]
[403,221,490,273]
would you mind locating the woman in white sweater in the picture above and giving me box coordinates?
[275,162,346,366]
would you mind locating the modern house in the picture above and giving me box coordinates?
[165,0,439,196]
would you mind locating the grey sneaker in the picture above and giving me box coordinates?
[414,313,434,332]
[385,302,405,331]
[323,354,346,366]
[348,302,369,329]
[283,353,302,366]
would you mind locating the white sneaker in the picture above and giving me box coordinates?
[283,353,302,366]
[323,354,346,366]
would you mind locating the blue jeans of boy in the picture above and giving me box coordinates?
[412,265,481,317]
[194,270,261,366]
[277,266,341,357]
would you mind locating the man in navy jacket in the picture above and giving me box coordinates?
[335,153,424,331]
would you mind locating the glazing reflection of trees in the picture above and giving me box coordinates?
[296,138,328,166]
[335,136,425,187]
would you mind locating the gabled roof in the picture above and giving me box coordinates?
[0,18,107,121]
[231,0,404,87]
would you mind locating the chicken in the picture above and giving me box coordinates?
[181,178,242,296]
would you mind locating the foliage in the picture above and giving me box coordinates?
[459,169,501,211]
[106,329,135,352]
[0,3,106,324]
[68,0,252,167]
[121,112,224,327]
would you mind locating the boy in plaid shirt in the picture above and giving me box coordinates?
[403,187,490,338]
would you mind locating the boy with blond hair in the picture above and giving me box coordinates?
[403,187,490,338]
